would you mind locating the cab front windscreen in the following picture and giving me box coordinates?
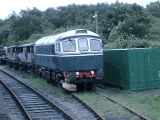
[90,39,102,51]
[78,38,89,51]
[62,40,76,52]
[62,38,102,52]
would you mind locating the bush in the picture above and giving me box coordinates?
[147,16,160,41]
[150,41,160,47]
[127,39,151,48]
[104,39,151,49]
[104,39,128,49]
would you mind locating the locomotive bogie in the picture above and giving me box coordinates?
[45,70,51,80]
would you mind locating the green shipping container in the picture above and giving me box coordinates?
[103,48,160,90]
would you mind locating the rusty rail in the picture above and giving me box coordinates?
[93,90,149,120]
[71,93,105,120]
[0,69,74,120]
[0,79,32,120]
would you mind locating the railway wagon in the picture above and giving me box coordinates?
[0,45,5,56]
[7,45,19,68]
[17,43,35,71]
[34,29,104,90]
[0,45,6,64]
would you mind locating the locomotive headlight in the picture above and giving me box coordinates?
[91,71,94,75]
[76,72,79,76]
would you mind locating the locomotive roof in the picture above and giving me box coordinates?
[35,29,100,46]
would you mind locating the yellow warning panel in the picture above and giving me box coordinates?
[62,83,77,91]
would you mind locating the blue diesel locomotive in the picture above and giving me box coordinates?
[7,29,104,90]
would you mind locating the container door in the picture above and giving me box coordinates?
[154,49,160,88]
[129,49,147,90]
[147,49,156,89]
[137,49,147,89]
[129,49,139,90]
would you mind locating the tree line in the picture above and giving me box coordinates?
[0,1,160,48]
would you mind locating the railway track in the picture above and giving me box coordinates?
[93,90,149,120]
[0,83,25,120]
[70,93,105,120]
[0,69,74,120]
[0,67,148,120]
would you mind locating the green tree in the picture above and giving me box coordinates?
[43,7,63,28]
[147,16,160,41]
[100,3,150,42]
[147,1,160,18]
[0,20,9,45]
[9,8,44,41]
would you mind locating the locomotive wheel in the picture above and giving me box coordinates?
[56,74,61,86]
[77,83,95,91]
[15,64,19,70]
[51,72,58,85]
[35,67,39,75]
[9,63,13,68]
[76,83,83,91]
[9,64,13,68]
[87,83,95,90]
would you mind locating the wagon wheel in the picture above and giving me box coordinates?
[15,64,19,70]
[9,63,13,68]
[46,78,52,84]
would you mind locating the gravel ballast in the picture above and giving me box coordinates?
[0,66,99,120]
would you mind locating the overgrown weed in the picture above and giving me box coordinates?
[98,87,160,120]
[75,91,140,119]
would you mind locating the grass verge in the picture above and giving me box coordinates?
[97,87,160,120]
[3,65,158,119]
[74,91,140,120]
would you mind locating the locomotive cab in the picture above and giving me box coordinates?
[55,30,104,89]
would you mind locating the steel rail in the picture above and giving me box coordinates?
[71,93,105,120]
[0,79,32,120]
[0,69,74,120]
[93,90,149,120]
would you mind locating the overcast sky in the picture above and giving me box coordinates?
[0,0,158,20]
